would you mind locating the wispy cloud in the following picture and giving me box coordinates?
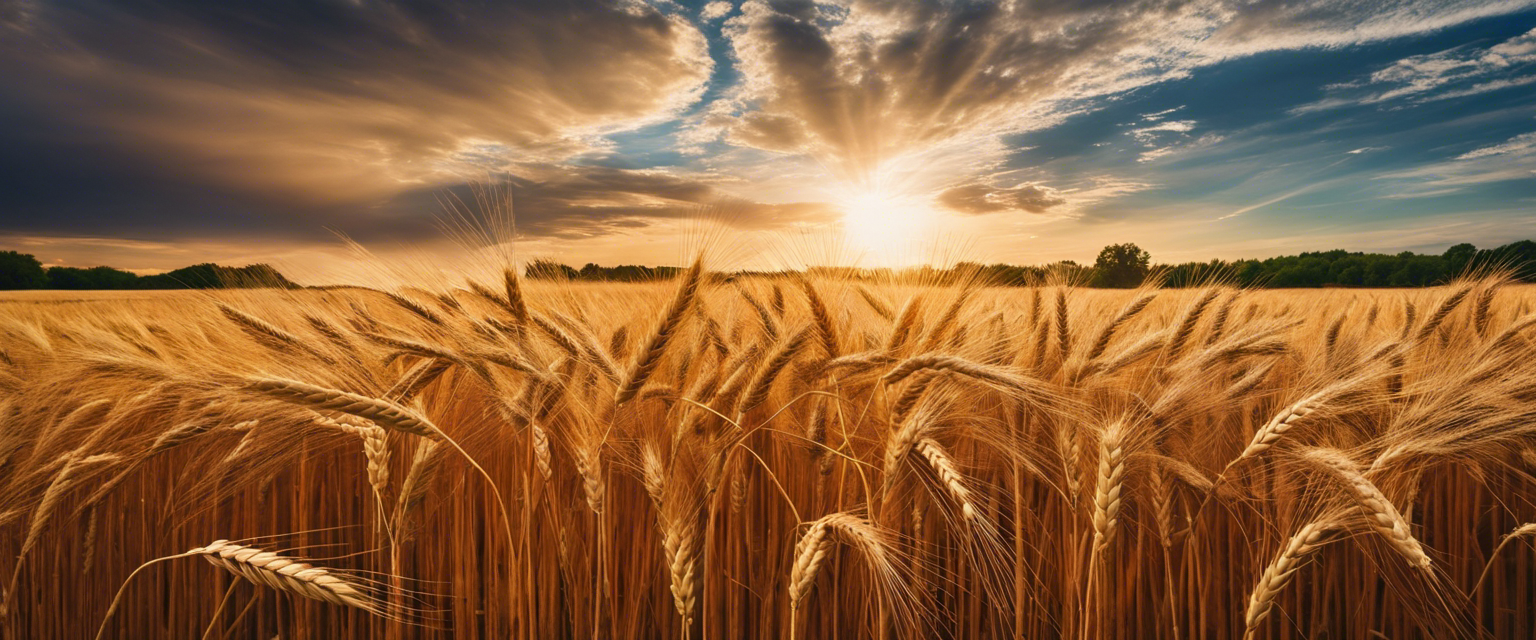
[1218,183,1325,221]
[1456,130,1536,158]
[1292,27,1536,113]
[1374,129,1536,195]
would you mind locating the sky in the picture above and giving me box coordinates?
[1,0,1535,280]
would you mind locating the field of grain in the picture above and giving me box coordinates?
[2,269,1534,639]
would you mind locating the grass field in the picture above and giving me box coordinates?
[2,272,1535,639]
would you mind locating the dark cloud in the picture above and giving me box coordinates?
[0,0,711,206]
[937,183,1065,215]
[391,165,839,241]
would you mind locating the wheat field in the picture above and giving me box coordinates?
[1,267,1535,639]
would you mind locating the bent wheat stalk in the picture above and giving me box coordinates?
[95,540,383,640]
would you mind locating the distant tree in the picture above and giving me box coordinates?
[526,259,578,280]
[1092,243,1151,288]
[0,251,48,289]
[47,265,139,290]
[1443,243,1477,275]
[1486,240,1536,281]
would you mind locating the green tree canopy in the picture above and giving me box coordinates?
[0,251,47,289]
[1092,243,1151,288]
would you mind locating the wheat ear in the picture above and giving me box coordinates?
[886,294,924,352]
[1086,292,1157,360]
[788,512,889,611]
[217,304,335,364]
[856,285,896,321]
[384,291,446,326]
[617,258,702,404]
[1301,448,1430,570]
[192,540,379,611]
[1473,523,1536,595]
[883,354,1048,403]
[572,445,606,515]
[736,326,811,414]
[919,285,976,352]
[315,413,392,520]
[1055,288,1071,361]
[246,377,440,440]
[1092,421,1127,550]
[531,424,554,480]
[1166,288,1220,360]
[1413,284,1472,342]
[660,508,704,627]
[392,438,446,541]
[735,281,781,341]
[914,438,977,522]
[1244,521,1341,636]
[797,274,840,356]
[94,541,383,640]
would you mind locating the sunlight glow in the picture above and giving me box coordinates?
[834,187,940,267]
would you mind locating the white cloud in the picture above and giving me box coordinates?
[1374,130,1536,197]
[1456,131,1536,159]
[1140,106,1184,122]
[714,0,1536,212]
[701,2,733,21]
[1291,26,1536,113]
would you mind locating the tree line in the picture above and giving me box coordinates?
[3,240,1532,290]
[526,240,1536,288]
[0,251,297,290]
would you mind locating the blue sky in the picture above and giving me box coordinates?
[0,0,1533,275]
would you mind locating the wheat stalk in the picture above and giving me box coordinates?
[4,452,120,615]
[393,438,446,541]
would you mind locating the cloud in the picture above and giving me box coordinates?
[702,2,734,21]
[936,183,1065,215]
[715,1,1536,171]
[0,1,713,208]
[1291,27,1536,113]
[707,0,1534,196]
[1374,129,1536,195]
[2,0,1534,256]
[1126,119,1223,163]
[425,165,840,240]
[1456,130,1536,159]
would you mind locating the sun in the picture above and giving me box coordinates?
[834,187,938,266]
